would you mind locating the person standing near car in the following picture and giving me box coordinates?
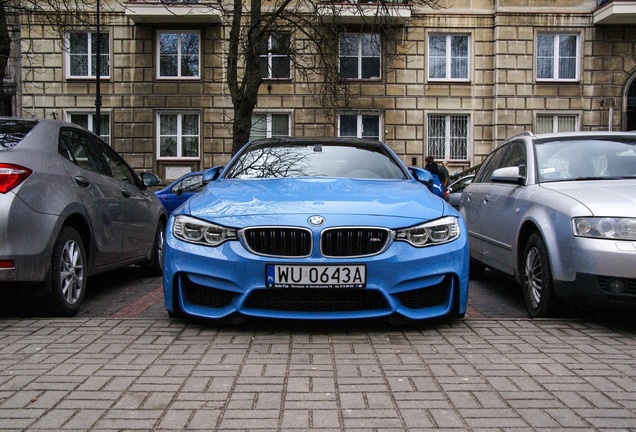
[438,161,450,187]
[424,155,446,198]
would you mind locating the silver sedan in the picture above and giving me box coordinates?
[0,118,166,316]
[460,131,636,318]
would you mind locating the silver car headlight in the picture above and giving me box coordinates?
[396,216,461,247]
[573,217,636,241]
[173,215,236,246]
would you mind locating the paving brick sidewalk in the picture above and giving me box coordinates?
[1,317,635,431]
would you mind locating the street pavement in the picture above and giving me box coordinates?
[1,270,636,431]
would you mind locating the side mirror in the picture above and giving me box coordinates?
[491,166,525,185]
[409,166,433,186]
[202,166,223,184]
[141,172,161,188]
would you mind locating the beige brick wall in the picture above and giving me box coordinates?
[17,0,636,178]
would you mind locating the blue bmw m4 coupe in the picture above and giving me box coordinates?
[163,137,469,323]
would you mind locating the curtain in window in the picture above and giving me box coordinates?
[450,36,468,79]
[536,34,554,79]
[428,115,468,159]
[557,115,577,132]
[558,35,576,80]
[428,35,446,79]
[450,115,468,159]
[271,114,289,137]
[535,115,553,134]
[251,114,267,140]
[536,114,577,133]
[427,115,446,159]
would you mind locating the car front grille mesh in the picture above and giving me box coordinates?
[241,226,391,258]
[321,228,391,257]
[242,227,312,257]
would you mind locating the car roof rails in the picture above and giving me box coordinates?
[509,131,534,139]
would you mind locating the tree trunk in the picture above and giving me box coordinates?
[228,0,263,155]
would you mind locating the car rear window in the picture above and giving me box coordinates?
[0,120,38,151]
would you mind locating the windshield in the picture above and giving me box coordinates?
[535,137,636,183]
[0,120,38,151]
[224,142,409,180]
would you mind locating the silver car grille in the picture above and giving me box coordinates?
[241,227,392,258]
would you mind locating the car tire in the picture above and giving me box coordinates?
[142,221,165,277]
[49,227,86,317]
[522,232,561,318]
[469,258,486,280]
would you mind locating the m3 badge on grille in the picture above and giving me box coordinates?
[308,215,325,226]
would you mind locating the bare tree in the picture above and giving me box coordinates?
[222,0,445,154]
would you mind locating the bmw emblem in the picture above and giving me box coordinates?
[308,215,325,226]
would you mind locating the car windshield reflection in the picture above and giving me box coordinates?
[535,138,636,183]
[223,143,408,180]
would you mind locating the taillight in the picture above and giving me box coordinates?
[0,163,32,194]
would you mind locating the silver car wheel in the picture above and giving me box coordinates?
[525,246,542,310]
[60,238,85,305]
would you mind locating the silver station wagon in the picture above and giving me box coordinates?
[460,131,636,318]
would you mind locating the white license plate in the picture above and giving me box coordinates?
[266,264,366,288]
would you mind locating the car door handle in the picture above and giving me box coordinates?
[121,189,132,198]
[74,176,91,188]
[484,193,492,203]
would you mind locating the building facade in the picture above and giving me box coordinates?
[13,0,636,180]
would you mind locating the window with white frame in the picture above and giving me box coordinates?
[536,33,579,81]
[157,31,200,78]
[157,113,200,159]
[250,113,291,140]
[428,34,469,81]
[338,113,381,140]
[259,33,291,79]
[67,113,111,145]
[66,32,110,78]
[339,33,381,80]
[427,114,469,160]
[535,114,578,133]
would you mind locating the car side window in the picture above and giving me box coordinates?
[172,175,203,194]
[59,129,107,175]
[474,147,506,183]
[500,141,526,171]
[98,141,139,185]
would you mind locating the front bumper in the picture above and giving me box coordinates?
[556,273,636,310]
[163,230,469,321]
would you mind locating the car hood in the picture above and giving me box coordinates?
[185,177,450,228]
[540,180,636,217]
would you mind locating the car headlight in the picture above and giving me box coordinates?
[173,215,236,246]
[396,216,461,247]
[573,217,636,241]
